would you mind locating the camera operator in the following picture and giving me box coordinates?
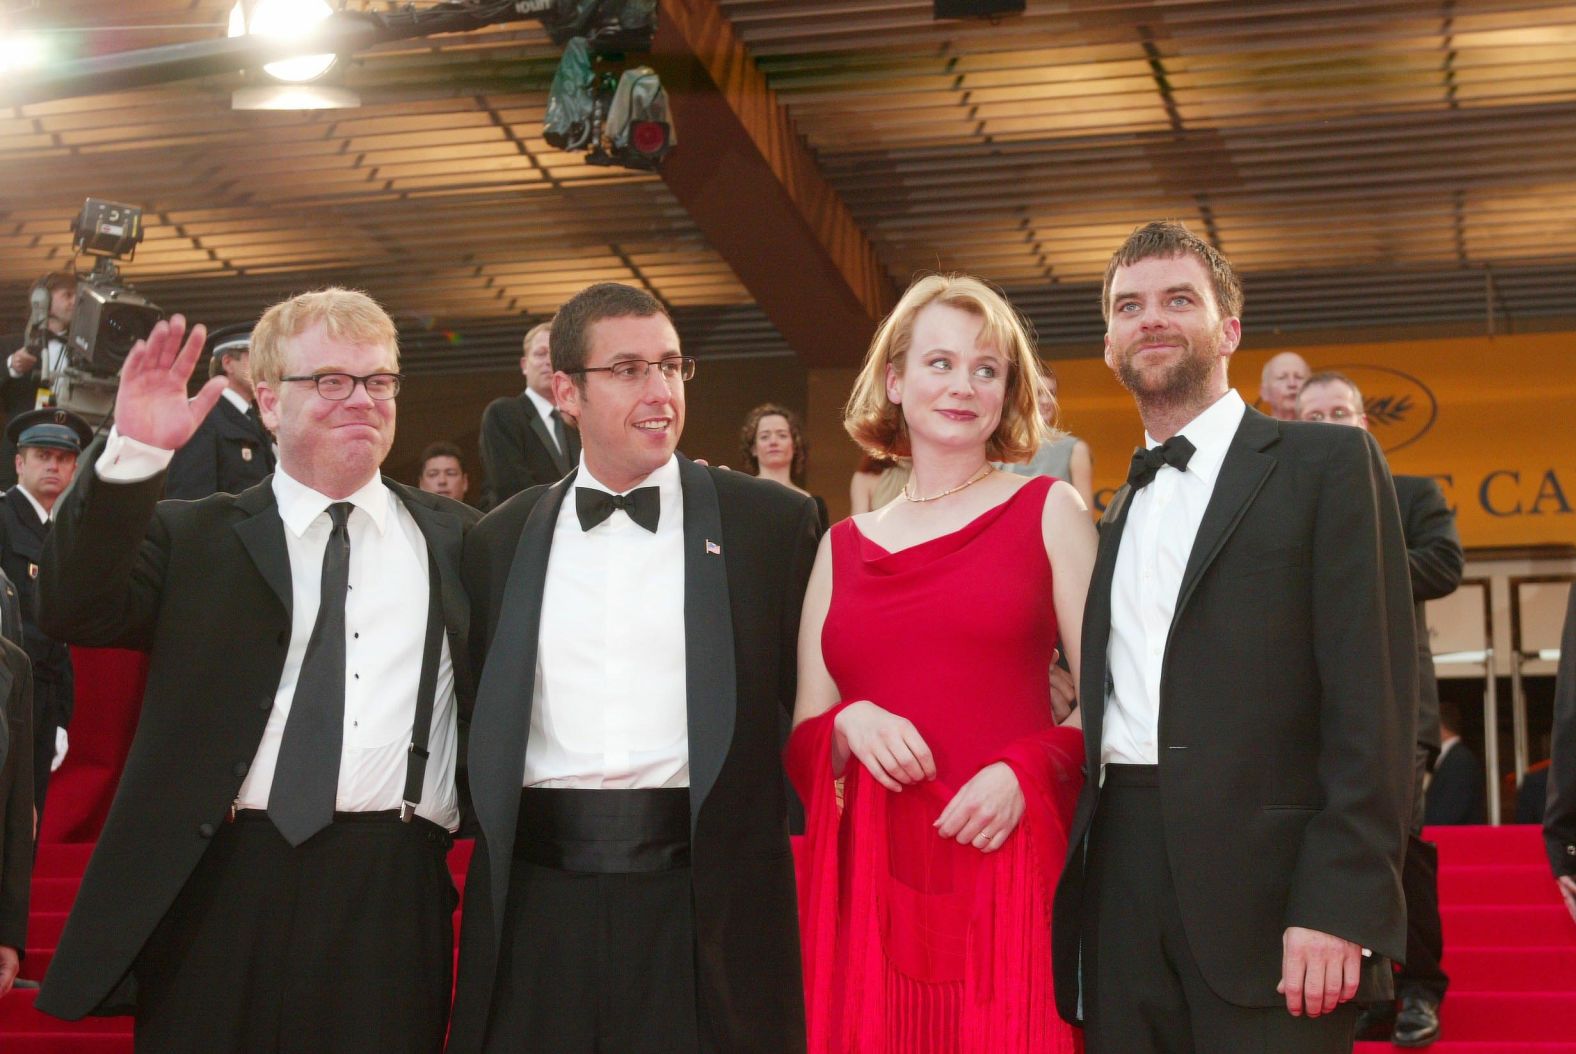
[1,274,77,488]
[0,408,92,834]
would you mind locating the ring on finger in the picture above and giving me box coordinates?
[973,833,991,847]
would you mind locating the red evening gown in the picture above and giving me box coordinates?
[788,475,1084,1054]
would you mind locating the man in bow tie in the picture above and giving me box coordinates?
[450,282,819,1052]
[1052,221,1416,1053]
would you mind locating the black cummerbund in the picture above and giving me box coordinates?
[514,787,691,873]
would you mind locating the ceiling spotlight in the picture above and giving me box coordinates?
[228,0,337,83]
[0,33,46,76]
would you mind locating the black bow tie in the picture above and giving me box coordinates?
[576,486,660,533]
[1126,435,1196,491]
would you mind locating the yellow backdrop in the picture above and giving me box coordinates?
[1053,333,1576,549]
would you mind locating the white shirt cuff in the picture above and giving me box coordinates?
[96,427,175,482]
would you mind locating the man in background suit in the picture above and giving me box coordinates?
[165,322,275,499]
[1546,585,1576,923]
[1,272,77,489]
[0,407,92,831]
[449,283,816,1052]
[1425,702,1487,826]
[478,319,579,509]
[1053,221,1415,1053]
[35,290,478,1051]
[1298,371,1465,1047]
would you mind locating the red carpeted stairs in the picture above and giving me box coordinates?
[3,827,1573,1050]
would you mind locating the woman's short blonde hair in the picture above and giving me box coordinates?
[845,274,1047,462]
[250,287,399,388]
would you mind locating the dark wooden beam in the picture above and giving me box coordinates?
[651,0,896,368]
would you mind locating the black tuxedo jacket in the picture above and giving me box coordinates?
[0,488,74,727]
[1393,475,1464,755]
[1052,407,1416,1017]
[33,440,478,1019]
[164,396,275,500]
[447,458,817,1053]
[0,635,33,956]
[1544,585,1576,877]
[1424,741,1487,826]
[477,390,579,510]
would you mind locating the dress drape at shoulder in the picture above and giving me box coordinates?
[790,476,1084,1053]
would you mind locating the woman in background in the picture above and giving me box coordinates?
[789,274,1096,1053]
[741,402,828,532]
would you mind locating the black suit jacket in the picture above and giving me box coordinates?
[1053,406,1416,1017]
[1424,741,1487,825]
[164,396,275,500]
[477,390,579,510]
[1545,585,1576,877]
[1393,475,1464,755]
[0,488,74,729]
[0,329,55,491]
[33,440,478,1019]
[447,459,816,1053]
[0,635,33,956]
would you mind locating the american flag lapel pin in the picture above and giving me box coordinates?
[705,539,721,556]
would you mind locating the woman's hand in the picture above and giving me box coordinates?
[935,762,1025,853]
[833,701,936,792]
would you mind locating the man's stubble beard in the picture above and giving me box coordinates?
[1115,331,1220,419]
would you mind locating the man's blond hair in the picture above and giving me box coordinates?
[251,288,398,387]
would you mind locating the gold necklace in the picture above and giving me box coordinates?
[903,464,993,503]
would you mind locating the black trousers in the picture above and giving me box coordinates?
[133,811,457,1054]
[482,788,706,1054]
[1395,744,1449,1002]
[1082,765,1357,1054]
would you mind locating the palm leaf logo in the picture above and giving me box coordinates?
[1364,394,1413,427]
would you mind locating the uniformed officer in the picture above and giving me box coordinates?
[164,322,275,499]
[0,406,92,829]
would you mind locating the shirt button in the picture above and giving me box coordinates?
[258,697,273,712]
[233,761,249,778]
[198,823,216,839]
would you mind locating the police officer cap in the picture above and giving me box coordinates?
[204,322,253,360]
[5,407,93,453]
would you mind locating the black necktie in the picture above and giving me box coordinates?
[576,486,659,533]
[1126,435,1196,491]
[550,409,568,455]
[269,501,352,846]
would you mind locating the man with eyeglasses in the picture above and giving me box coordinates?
[34,288,479,1052]
[449,282,818,1053]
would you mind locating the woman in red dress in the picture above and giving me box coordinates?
[789,274,1097,1053]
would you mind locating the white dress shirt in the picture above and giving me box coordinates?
[523,386,562,456]
[220,386,251,415]
[525,454,689,788]
[1103,389,1247,768]
[97,431,460,829]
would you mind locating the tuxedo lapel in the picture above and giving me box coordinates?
[525,405,571,477]
[472,470,574,942]
[1172,409,1279,624]
[677,457,736,832]
[230,481,291,617]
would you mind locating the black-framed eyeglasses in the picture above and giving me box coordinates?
[566,356,696,384]
[280,372,402,401]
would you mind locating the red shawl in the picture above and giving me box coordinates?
[788,702,1084,1053]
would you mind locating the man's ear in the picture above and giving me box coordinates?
[551,371,580,424]
[255,382,281,432]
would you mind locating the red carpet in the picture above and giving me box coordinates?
[3,828,1573,1049]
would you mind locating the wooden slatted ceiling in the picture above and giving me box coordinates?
[3,0,1576,369]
